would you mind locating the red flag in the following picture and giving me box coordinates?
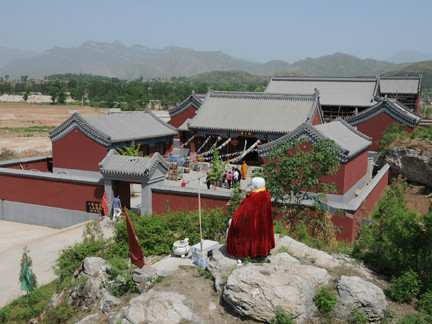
[101,192,109,216]
[125,210,145,268]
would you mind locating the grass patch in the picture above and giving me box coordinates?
[0,126,56,133]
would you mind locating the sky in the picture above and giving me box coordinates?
[1,0,432,63]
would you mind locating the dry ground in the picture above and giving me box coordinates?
[0,102,107,156]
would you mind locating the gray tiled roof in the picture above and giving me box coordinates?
[345,98,421,128]
[265,76,378,107]
[379,76,421,94]
[50,111,177,146]
[84,110,177,142]
[99,149,168,179]
[188,90,321,134]
[315,119,371,158]
[257,119,371,163]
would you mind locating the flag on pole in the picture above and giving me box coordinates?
[125,210,145,268]
[99,192,109,222]
[21,263,34,292]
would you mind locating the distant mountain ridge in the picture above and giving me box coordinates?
[0,46,37,69]
[0,41,417,80]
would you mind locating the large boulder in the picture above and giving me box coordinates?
[68,277,102,308]
[384,145,432,187]
[109,291,198,324]
[74,313,100,324]
[334,276,388,322]
[223,253,334,323]
[99,290,122,313]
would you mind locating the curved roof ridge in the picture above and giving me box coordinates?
[345,98,421,128]
[49,112,111,146]
[169,91,203,117]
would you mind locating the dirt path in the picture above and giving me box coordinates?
[0,220,113,307]
[0,103,107,156]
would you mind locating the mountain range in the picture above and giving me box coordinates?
[0,41,429,80]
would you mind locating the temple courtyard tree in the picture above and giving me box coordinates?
[255,138,340,234]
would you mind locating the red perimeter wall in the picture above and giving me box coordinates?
[354,112,416,151]
[6,159,51,172]
[0,173,103,211]
[322,151,368,195]
[332,167,389,242]
[52,127,108,172]
[152,190,229,215]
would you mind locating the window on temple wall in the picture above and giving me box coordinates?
[140,145,148,157]
[155,142,165,154]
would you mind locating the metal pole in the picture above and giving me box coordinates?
[198,176,203,252]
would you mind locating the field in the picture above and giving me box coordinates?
[0,103,107,157]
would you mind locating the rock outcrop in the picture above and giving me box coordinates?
[334,276,388,322]
[384,145,432,187]
[108,291,197,324]
[223,253,334,323]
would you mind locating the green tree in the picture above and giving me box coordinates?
[255,138,340,231]
[19,245,37,290]
[207,149,227,185]
[118,140,141,156]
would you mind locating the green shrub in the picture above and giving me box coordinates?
[107,256,137,297]
[352,307,369,324]
[379,123,406,152]
[389,269,422,303]
[43,301,76,324]
[112,209,229,256]
[397,313,432,324]
[0,306,11,323]
[419,290,432,315]
[314,287,338,314]
[269,307,294,324]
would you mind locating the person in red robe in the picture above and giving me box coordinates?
[226,177,275,258]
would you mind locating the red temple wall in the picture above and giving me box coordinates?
[5,159,51,172]
[52,127,107,171]
[0,173,103,211]
[353,112,415,151]
[152,190,229,215]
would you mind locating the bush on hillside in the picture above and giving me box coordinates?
[389,269,422,303]
[112,209,229,256]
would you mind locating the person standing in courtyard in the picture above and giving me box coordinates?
[241,161,248,180]
[112,194,123,222]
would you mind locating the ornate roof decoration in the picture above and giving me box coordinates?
[169,91,203,117]
[99,149,168,181]
[257,120,371,163]
[188,90,321,134]
[49,111,177,146]
[344,97,421,128]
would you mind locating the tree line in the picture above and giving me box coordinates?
[0,73,268,109]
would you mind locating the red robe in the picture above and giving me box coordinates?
[226,188,275,258]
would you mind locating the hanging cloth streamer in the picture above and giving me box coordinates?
[180,134,196,149]
[196,136,212,154]
[229,139,261,163]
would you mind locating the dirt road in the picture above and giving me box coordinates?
[0,220,113,307]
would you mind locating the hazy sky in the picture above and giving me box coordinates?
[1,0,432,63]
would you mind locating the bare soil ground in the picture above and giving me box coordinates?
[404,184,432,214]
[0,102,107,157]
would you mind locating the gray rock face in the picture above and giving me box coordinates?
[223,253,334,323]
[132,267,159,293]
[112,291,197,324]
[334,276,388,322]
[385,146,432,187]
[99,290,122,313]
[206,245,238,291]
[83,257,107,277]
[69,278,102,308]
[74,313,100,324]
[273,234,342,269]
